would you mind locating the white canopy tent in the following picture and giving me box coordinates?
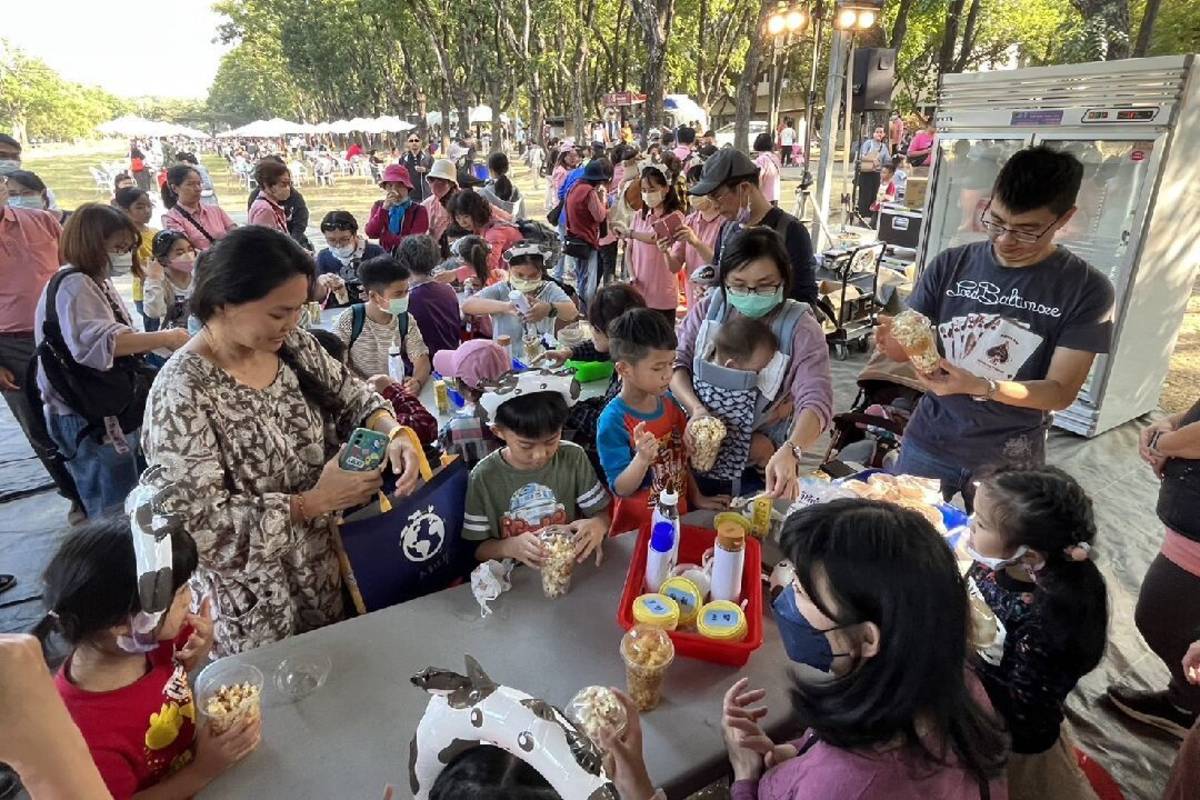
[97,115,211,138]
[468,105,509,124]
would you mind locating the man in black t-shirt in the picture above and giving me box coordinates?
[878,146,1115,505]
[687,148,818,305]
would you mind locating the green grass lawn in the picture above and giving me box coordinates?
[22,142,807,231]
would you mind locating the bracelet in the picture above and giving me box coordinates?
[365,408,397,431]
[1148,429,1166,456]
[295,492,312,522]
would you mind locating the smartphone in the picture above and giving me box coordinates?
[652,211,685,241]
[339,427,390,471]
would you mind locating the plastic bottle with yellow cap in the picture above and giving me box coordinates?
[631,593,680,631]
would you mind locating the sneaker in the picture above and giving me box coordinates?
[0,575,13,595]
[1107,685,1198,738]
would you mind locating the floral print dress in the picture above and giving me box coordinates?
[141,329,388,656]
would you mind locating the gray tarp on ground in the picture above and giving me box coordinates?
[0,351,1181,799]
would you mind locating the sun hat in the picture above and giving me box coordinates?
[432,340,511,390]
[427,159,458,185]
[378,163,414,189]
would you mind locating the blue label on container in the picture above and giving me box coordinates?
[643,597,669,615]
[704,609,739,629]
[664,587,695,610]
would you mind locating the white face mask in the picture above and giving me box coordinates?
[965,525,1029,571]
[109,251,134,273]
[641,190,664,209]
[331,242,357,260]
[0,159,19,175]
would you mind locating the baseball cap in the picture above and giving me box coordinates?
[432,340,510,390]
[688,146,759,196]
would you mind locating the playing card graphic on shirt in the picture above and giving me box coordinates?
[939,313,1044,381]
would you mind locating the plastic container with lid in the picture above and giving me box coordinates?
[697,600,748,643]
[651,490,681,571]
[660,576,703,629]
[631,593,680,630]
[620,625,675,712]
[566,685,628,748]
[710,518,747,603]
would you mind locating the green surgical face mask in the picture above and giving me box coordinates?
[387,296,409,316]
[726,287,784,318]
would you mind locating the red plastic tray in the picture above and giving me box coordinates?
[617,524,764,667]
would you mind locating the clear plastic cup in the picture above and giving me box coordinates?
[566,685,628,749]
[620,626,675,712]
[540,526,576,599]
[195,659,264,734]
[274,652,332,702]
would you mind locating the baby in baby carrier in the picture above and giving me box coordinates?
[691,316,782,498]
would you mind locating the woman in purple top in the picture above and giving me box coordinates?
[672,228,832,500]
[34,205,191,517]
[720,500,1010,800]
[393,234,462,359]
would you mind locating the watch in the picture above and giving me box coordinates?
[972,378,999,403]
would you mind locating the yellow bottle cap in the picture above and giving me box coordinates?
[697,600,747,642]
[659,577,703,628]
[632,593,680,630]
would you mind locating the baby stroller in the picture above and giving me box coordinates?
[824,350,925,469]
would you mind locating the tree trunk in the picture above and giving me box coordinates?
[889,0,917,56]
[632,0,676,146]
[937,0,968,74]
[953,0,983,73]
[734,0,773,152]
[1133,0,1161,56]
[439,82,453,154]
[1070,0,1132,59]
[573,0,597,141]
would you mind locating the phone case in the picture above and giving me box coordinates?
[652,211,685,240]
[340,428,390,471]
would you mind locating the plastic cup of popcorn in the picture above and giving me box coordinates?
[620,625,675,712]
[567,685,629,750]
[890,309,942,373]
[539,526,576,599]
[196,659,264,735]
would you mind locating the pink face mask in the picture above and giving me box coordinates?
[168,256,195,273]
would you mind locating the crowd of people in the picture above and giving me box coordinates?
[0,120,1197,800]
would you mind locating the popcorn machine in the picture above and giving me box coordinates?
[917,55,1200,436]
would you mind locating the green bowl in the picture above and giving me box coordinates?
[565,360,615,383]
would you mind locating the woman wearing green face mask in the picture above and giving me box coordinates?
[671,227,833,500]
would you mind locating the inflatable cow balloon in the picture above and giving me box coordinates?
[409,656,618,799]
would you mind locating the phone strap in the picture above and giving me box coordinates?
[173,205,216,244]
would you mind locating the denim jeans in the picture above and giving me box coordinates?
[134,300,161,332]
[893,438,977,511]
[45,411,145,518]
[565,249,599,313]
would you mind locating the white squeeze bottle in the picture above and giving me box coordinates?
[643,521,675,593]
[509,289,532,315]
[650,489,681,572]
[710,523,746,603]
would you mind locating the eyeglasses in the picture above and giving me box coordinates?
[978,202,1065,244]
[726,283,782,297]
[407,139,420,144]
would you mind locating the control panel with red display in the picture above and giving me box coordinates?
[1081,107,1160,123]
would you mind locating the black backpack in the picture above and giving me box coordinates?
[32,269,158,443]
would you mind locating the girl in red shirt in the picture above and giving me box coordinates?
[37,517,261,799]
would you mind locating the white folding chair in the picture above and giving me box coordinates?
[89,167,110,194]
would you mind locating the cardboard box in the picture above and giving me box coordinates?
[904,176,928,210]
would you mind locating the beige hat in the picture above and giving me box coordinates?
[427,159,458,185]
